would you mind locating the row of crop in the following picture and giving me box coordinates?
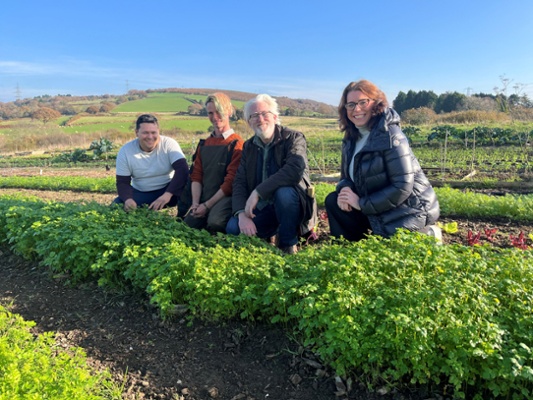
[0,175,116,193]
[0,304,121,399]
[425,125,532,147]
[1,176,533,223]
[0,195,532,399]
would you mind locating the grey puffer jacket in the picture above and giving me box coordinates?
[337,108,439,237]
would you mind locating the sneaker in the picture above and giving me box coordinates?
[280,245,298,255]
[427,225,443,244]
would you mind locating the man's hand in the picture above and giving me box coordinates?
[149,192,172,211]
[191,202,209,218]
[244,190,260,219]
[238,212,257,236]
[124,198,138,212]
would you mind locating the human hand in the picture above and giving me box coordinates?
[149,192,172,211]
[191,202,209,218]
[124,198,137,212]
[244,190,260,219]
[338,187,361,211]
[238,213,257,236]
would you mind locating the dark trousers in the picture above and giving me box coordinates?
[226,187,302,247]
[112,186,178,208]
[325,191,372,241]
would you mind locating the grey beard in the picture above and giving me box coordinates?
[254,127,274,143]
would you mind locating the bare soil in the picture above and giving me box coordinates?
[0,181,531,399]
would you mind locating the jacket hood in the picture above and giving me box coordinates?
[376,107,401,133]
[361,108,402,152]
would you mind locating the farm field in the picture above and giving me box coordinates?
[0,179,532,399]
[1,91,533,399]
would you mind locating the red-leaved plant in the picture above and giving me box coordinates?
[510,231,529,250]
[484,227,498,243]
[467,230,481,246]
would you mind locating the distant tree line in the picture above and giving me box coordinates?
[0,91,147,121]
[393,90,533,115]
[2,84,532,123]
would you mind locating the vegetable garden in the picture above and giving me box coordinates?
[1,94,532,399]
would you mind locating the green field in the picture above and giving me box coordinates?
[112,92,246,113]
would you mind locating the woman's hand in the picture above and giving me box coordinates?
[338,187,361,212]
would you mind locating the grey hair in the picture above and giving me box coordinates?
[243,94,281,125]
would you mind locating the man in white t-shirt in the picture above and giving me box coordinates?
[113,114,188,212]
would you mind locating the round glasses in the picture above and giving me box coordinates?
[344,99,373,110]
[248,111,273,121]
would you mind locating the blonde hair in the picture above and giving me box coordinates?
[205,92,234,120]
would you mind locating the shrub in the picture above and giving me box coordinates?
[401,107,436,125]
[436,110,510,124]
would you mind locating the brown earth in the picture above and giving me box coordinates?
[0,183,532,400]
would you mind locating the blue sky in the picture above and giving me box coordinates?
[1,1,532,106]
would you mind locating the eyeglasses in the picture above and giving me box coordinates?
[344,99,373,110]
[248,111,273,121]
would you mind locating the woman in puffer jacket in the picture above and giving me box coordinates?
[325,79,441,241]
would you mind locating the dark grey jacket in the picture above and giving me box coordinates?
[232,125,317,234]
[337,108,439,237]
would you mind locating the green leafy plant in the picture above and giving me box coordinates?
[0,195,532,399]
[0,305,122,399]
[437,220,458,234]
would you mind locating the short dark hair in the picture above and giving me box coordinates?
[135,114,159,131]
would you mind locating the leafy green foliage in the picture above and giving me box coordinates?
[0,195,532,399]
[435,186,533,221]
[0,176,115,193]
[0,305,121,399]
[53,148,90,164]
[89,138,114,160]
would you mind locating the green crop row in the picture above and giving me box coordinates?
[0,175,116,193]
[0,304,122,399]
[1,177,533,222]
[0,195,531,399]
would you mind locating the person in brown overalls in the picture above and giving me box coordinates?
[182,92,244,233]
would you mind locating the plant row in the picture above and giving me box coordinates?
[1,176,532,223]
[0,304,121,399]
[0,195,532,399]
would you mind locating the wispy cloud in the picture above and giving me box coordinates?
[0,59,128,79]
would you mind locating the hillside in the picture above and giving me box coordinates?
[0,88,338,120]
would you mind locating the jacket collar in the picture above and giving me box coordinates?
[361,108,401,151]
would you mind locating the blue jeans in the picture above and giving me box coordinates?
[112,186,178,208]
[226,186,302,247]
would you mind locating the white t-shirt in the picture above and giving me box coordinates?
[116,135,185,192]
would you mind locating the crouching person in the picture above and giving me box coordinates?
[113,114,188,212]
[183,92,244,232]
[226,94,316,254]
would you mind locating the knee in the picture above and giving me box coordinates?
[207,218,227,234]
[225,216,240,235]
[325,191,338,210]
[273,186,299,205]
